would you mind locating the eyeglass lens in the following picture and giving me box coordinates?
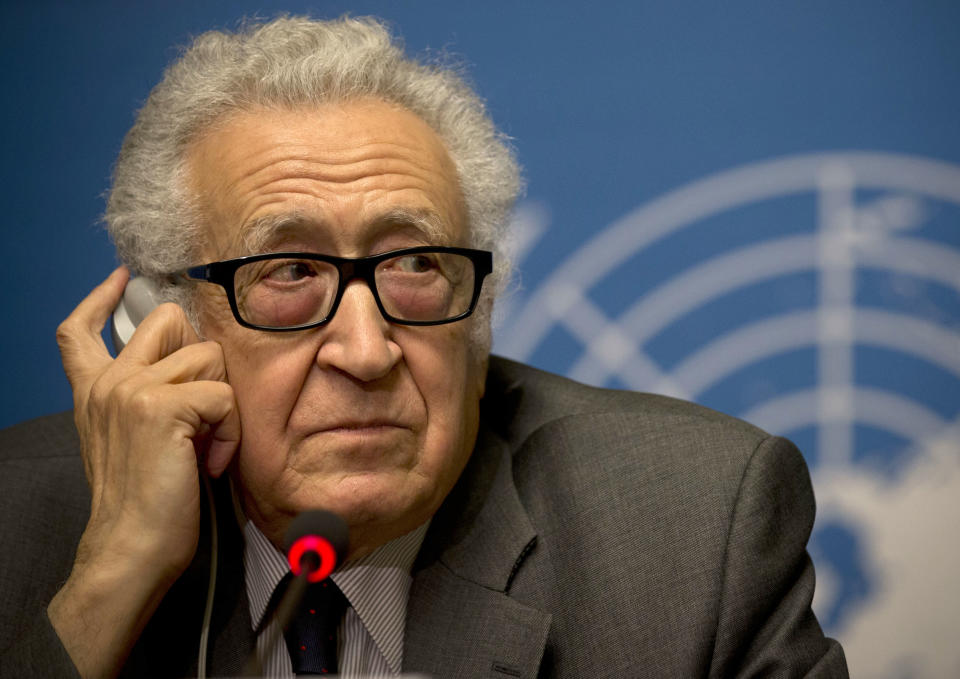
[233,251,477,328]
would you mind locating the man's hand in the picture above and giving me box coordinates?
[47,267,241,679]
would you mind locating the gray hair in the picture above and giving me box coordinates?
[105,15,521,351]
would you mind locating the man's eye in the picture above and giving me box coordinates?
[396,255,437,273]
[264,261,316,282]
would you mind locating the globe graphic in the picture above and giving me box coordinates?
[494,152,960,678]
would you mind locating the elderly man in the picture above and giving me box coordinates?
[0,15,846,679]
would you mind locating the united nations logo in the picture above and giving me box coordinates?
[494,152,960,679]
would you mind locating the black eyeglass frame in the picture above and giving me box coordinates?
[181,246,493,331]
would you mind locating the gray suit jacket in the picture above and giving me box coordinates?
[0,357,846,677]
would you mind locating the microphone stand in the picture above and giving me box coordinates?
[239,510,347,676]
[242,554,318,676]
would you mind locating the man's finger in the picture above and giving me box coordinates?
[119,301,204,367]
[203,386,242,478]
[163,380,241,478]
[134,340,228,387]
[57,267,130,387]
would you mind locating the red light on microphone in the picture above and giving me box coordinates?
[287,534,338,583]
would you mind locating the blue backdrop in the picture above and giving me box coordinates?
[2,2,958,676]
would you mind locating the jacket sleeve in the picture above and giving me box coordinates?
[708,435,848,678]
[1,610,83,679]
[0,414,87,678]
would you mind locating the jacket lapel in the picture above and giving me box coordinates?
[119,476,255,678]
[207,478,257,676]
[404,427,551,678]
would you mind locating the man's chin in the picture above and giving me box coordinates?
[283,469,432,547]
[291,427,418,473]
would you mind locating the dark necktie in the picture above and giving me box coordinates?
[283,579,349,675]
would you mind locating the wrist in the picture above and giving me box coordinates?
[77,508,198,585]
[45,520,192,679]
[48,547,179,679]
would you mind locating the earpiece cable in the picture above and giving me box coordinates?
[197,471,218,679]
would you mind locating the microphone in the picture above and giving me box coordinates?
[285,510,350,582]
[243,510,349,676]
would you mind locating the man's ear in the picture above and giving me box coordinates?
[468,299,493,400]
[476,354,489,400]
[469,338,490,401]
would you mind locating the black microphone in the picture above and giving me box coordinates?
[284,510,350,582]
[243,510,349,676]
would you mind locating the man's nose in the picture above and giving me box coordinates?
[314,280,402,381]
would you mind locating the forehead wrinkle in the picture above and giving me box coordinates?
[198,146,444,239]
[222,153,459,248]
[225,136,452,188]
[191,103,469,259]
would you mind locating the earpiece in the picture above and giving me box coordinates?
[111,276,163,353]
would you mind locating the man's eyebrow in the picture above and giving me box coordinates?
[237,208,452,255]
[374,207,450,244]
[237,213,314,255]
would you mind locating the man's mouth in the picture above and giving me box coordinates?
[313,419,412,436]
[324,422,404,433]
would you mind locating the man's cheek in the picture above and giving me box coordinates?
[229,350,303,418]
[231,380,297,479]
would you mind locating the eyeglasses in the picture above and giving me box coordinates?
[180,246,493,331]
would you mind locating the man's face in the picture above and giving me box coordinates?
[186,100,487,556]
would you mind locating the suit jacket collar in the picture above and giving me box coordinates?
[194,476,257,677]
[404,421,552,678]
[117,475,254,678]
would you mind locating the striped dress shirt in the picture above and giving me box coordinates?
[242,518,428,678]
